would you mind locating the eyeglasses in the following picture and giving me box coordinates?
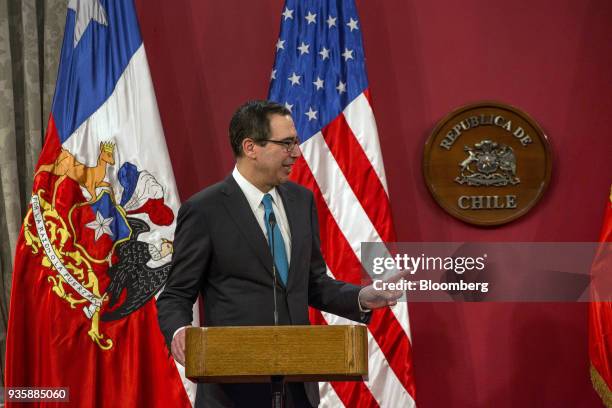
[263,138,300,152]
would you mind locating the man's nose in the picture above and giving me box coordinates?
[290,143,302,158]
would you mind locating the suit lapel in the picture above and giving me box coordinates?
[220,176,274,277]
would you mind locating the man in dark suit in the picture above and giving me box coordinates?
[157,100,403,407]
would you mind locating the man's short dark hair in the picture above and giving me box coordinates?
[229,100,291,157]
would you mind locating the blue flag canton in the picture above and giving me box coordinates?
[52,0,142,143]
[268,0,369,143]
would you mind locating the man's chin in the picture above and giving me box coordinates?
[278,170,292,184]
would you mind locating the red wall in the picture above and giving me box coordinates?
[135,1,612,406]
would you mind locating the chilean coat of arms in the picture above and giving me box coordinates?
[23,141,175,350]
[455,140,520,187]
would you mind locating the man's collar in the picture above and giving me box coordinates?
[232,166,281,210]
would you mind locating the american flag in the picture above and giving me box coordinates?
[268,0,416,406]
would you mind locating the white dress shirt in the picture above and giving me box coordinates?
[232,166,292,263]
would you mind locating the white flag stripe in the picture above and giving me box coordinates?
[61,46,180,218]
[301,131,380,259]
[364,331,416,408]
[342,94,389,194]
[318,381,345,408]
[60,44,196,405]
[320,311,416,408]
[301,133,412,338]
[388,301,412,342]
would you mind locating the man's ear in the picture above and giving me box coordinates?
[242,138,257,158]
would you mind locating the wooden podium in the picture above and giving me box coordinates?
[185,325,368,383]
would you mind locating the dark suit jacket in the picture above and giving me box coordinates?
[157,175,368,407]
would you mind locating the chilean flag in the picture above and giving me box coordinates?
[5,0,195,406]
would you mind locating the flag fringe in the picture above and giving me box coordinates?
[591,364,612,408]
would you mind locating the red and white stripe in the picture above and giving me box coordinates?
[291,91,416,407]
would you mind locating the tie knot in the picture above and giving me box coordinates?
[262,193,273,211]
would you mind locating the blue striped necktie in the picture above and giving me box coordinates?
[262,193,289,285]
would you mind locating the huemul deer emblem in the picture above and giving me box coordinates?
[36,141,116,208]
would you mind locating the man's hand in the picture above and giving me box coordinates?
[171,326,189,366]
[359,270,410,310]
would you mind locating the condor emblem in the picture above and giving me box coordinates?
[423,102,552,226]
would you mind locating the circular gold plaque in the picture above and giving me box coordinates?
[423,101,552,226]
